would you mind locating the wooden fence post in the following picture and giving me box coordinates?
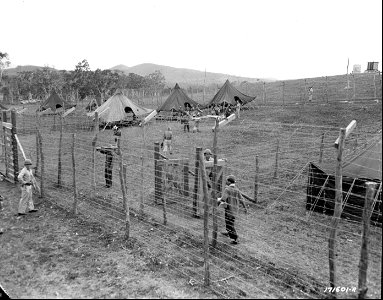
[263,82,266,105]
[183,159,189,197]
[212,118,219,248]
[282,81,285,107]
[118,137,129,239]
[140,125,146,217]
[357,182,377,299]
[319,132,325,164]
[57,115,63,187]
[352,74,356,101]
[273,138,279,179]
[325,76,329,104]
[11,110,18,183]
[94,112,99,133]
[328,128,346,298]
[154,142,163,204]
[92,134,97,196]
[71,133,78,214]
[162,160,168,225]
[254,155,259,203]
[193,147,202,218]
[199,150,210,287]
[37,131,44,198]
[35,131,40,178]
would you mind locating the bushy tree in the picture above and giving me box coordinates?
[0,52,11,85]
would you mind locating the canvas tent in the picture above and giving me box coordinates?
[157,83,199,112]
[206,79,256,107]
[88,90,152,124]
[38,91,74,113]
[306,136,382,226]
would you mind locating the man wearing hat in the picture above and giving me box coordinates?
[113,125,121,143]
[217,174,247,244]
[17,159,40,216]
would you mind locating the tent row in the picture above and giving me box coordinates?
[35,80,256,125]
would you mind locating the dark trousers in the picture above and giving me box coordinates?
[225,210,237,241]
[105,164,113,187]
[184,124,189,132]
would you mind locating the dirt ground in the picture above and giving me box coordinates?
[0,180,218,299]
[1,101,381,299]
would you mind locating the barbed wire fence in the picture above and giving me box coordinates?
[6,99,381,299]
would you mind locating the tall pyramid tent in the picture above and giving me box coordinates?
[38,90,74,112]
[157,83,199,112]
[306,135,382,225]
[89,90,152,123]
[207,79,256,107]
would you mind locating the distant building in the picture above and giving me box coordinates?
[365,62,379,73]
[352,64,361,73]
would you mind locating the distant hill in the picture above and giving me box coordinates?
[110,63,276,86]
[3,65,57,76]
[3,63,276,86]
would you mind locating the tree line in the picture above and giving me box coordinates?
[0,58,166,103]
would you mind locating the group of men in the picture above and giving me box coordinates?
[11,113,247,245]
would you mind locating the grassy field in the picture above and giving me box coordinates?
[0,75,382,298]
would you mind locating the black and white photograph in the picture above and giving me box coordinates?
[0,0,381,298]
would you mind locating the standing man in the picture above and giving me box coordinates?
[163,126,173,155]
[17,159,40,216]
[113,125,121,143]
[308,86,314,102]
[217,175,247,244]
[97,145,118,188]
[234,96,242,118]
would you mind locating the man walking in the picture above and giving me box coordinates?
[217,175,247,244]
[97,145,118,188]
[17,159,40,216]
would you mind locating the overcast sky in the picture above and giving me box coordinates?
[2,0,382,80]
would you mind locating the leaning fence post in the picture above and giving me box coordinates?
[57,115,63,187]
[319,132,325,164]
[193,147,202,218]
[199,150,210,287]
[358,182,377,299]
[254,155,259,203]
[37,130,44,198]
[328,128,346,298]
[71,133,78,214]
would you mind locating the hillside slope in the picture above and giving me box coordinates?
[110,63,276,86]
